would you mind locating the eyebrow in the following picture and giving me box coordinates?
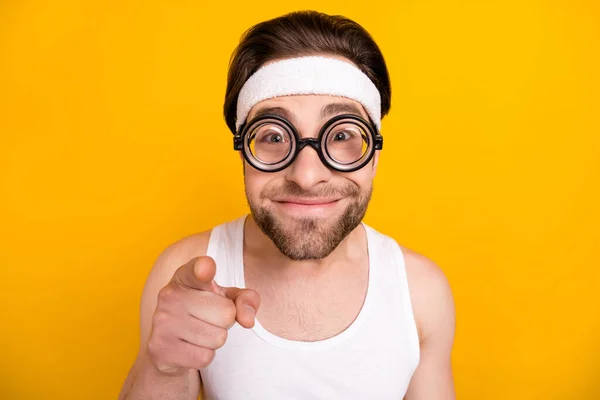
[320,102,366,119]
[251,106,294,122]
[250,102,367,124]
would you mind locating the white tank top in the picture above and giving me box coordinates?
[200,215,420,400]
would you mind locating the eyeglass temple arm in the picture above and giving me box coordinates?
[233,135,243,150]
[374,133,383,150]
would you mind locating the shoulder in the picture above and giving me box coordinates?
[400,244,456,345]
[401,246,451,295]
[144,230,213,293]
[156,231,213,270]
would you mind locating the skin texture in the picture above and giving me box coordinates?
[119,60,456,400]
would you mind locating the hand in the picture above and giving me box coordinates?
[146,255,261,376]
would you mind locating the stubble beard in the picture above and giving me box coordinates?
[246,181,373,261]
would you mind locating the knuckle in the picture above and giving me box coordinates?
[151,310,170,329]
[157,285,176,304]
[146,336,164,359]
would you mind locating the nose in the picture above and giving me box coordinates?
[284,143,332,191]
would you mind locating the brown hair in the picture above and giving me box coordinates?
[223,10,391,134]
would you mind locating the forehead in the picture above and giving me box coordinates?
[246,95,370,124]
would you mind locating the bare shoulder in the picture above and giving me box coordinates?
[138,230,213,350]
[400,245,456,345]
[401,245,451,293]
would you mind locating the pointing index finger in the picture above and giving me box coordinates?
[172,256,218,292]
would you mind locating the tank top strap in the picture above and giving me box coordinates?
[361,224,420,362]
[205,215,247,288]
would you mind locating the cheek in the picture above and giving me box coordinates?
[342,169,373,192]
[243,166,260,195]
[243,163,277,198]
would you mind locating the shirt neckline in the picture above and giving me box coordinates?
[233,214,376,350]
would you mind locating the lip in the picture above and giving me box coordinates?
[272,197,341,205]
[272,198,341,217]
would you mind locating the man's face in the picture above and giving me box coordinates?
[243,93,380,261]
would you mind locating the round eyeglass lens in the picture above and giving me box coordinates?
[324,121,370,164]
[247,121,293,165]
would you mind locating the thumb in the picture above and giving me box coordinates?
[219,286,261,329]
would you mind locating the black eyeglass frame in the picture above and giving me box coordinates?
[233,113,383,173]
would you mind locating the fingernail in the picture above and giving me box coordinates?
[244,305,256,319]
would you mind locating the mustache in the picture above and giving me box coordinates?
[260,181,361,200]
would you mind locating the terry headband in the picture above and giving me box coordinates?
[235,56,382,133]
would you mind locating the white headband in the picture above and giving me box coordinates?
[235,56,382,133]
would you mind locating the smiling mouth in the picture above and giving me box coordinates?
[273,198,341,206]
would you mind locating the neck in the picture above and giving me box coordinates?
[243,214,367,280]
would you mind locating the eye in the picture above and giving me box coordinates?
[265,132,286,143]
[256,130,288,144]
[332,131,352,141]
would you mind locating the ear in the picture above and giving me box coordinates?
[371,150,381,178]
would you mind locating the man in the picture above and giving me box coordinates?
[120,10,455,400]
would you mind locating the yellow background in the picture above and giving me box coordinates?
[1,1,599,399]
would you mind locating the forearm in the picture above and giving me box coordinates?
[119,352,200,400]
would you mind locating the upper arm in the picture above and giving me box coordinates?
[138,231,212,352]
[403,248,456,400]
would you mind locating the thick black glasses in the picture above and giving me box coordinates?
[234,114,383,173]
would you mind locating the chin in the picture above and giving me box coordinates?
[246,184,372,260]
[250,203,365,261]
